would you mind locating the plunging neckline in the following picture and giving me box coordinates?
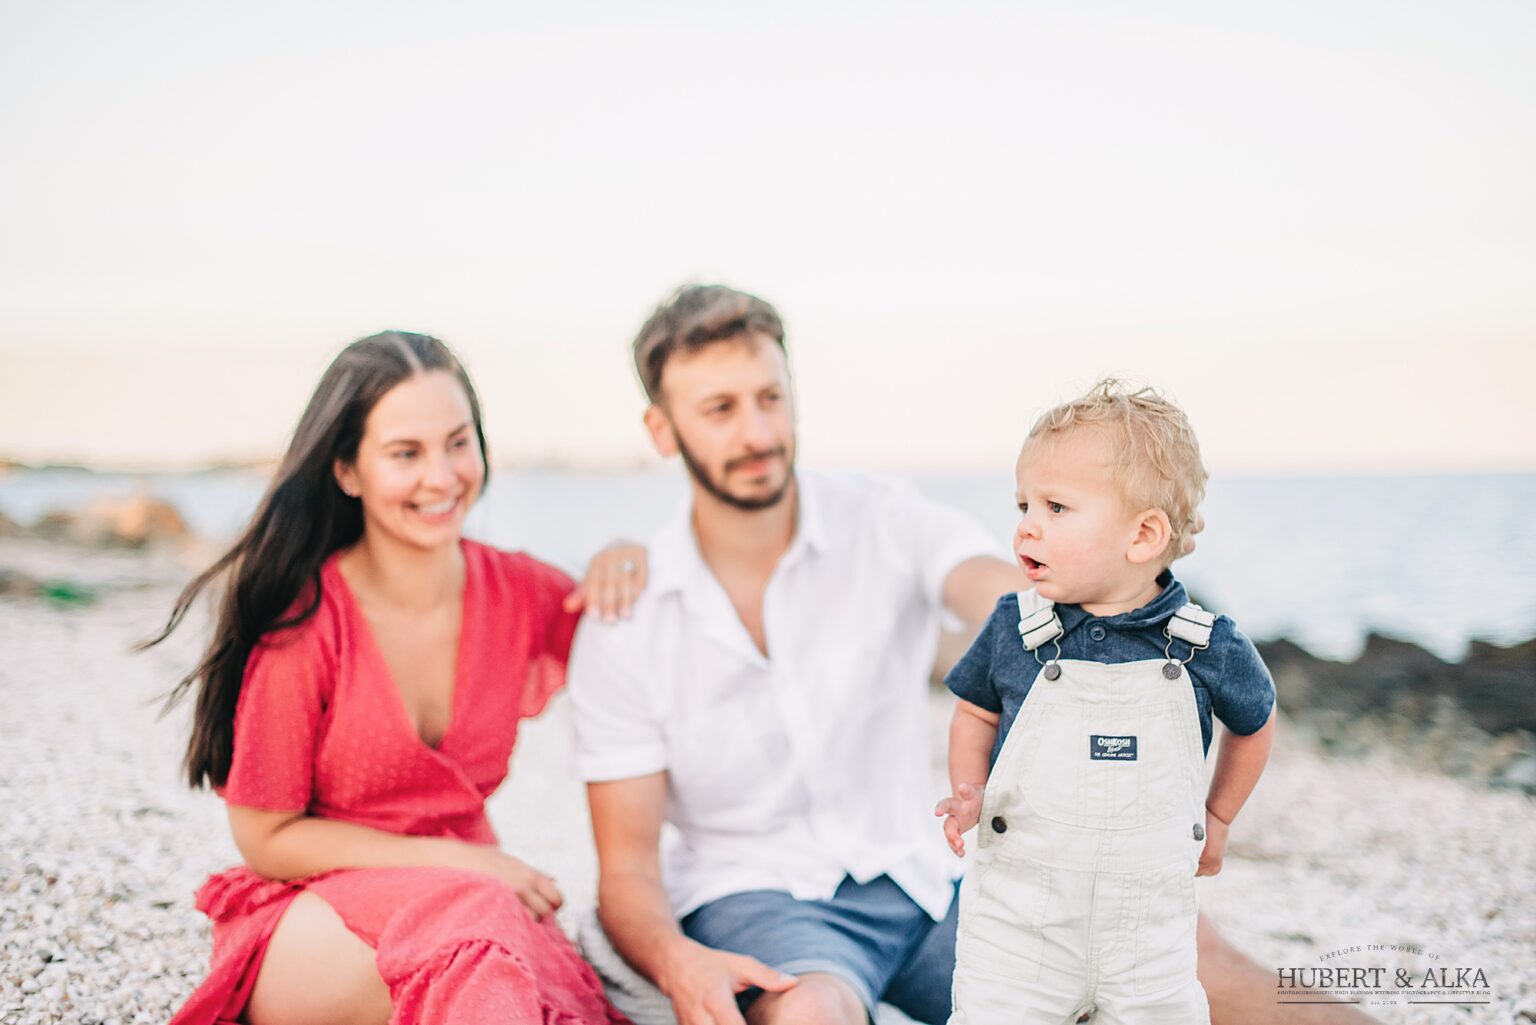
[328,542,475,753]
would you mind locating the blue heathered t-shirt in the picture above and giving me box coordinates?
[945,572,1275,768]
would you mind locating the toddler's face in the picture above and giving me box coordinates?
[1013,428,1148,606]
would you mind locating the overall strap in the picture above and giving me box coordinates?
[1016,590,1063,650]
[1166,602,1217,843]
[1017,590,1066,680]
[1166,603,1215,647]
[1162,602,1215,677]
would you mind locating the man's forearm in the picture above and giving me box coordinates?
[597,868,700,994]
[942,555,1030,626]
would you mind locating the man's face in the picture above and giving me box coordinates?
[649,335,796,511]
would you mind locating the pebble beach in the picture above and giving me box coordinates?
[1,536,1533,1025]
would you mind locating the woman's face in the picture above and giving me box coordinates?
[335,369,484,553]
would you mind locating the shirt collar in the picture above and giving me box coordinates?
[647,471,824,598]
[1055,570,1187,634]
[787,471,828,557]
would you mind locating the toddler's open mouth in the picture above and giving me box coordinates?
[1021,555,1047,579]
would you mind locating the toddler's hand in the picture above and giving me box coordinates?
[1196,809,1230,877]
[934,782,984,858]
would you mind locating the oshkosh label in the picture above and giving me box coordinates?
[1090,735,1137,760]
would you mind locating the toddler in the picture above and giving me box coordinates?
[936,380,1276,1025]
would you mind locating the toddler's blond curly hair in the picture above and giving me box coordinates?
[1025,379,1208,566]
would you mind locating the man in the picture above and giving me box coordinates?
[568,284,1375,1025]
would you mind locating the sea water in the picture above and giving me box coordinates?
[3,466,1532,661]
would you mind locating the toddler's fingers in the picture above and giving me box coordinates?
[943,816,965,855]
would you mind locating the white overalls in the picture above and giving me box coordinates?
[950,591,1216,1025]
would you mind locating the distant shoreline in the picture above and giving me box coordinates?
[0,455,663,476]
[4,456,1535,481]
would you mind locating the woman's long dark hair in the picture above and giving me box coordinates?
[142,331,490,789]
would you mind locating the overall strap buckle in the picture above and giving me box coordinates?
[1162,602,1214,678]
[1017,592,1064,680]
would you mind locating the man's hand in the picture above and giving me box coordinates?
[659,940,797,1025]
[565,540,648,622]
[1196,807,1230,877]
[935,782,985,857]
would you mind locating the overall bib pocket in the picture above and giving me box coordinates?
[1018,701,1190,830]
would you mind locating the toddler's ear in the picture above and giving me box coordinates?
[1126,508,1172,565]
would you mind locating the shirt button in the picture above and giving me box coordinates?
[991,816,1008,834]
[1089,624,1107,641]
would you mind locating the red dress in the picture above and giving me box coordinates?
[169,540,630,1025]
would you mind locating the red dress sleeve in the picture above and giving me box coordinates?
[517,555,580,719]
[221,617,334,811]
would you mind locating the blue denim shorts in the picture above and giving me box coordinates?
[679,874,959,1024]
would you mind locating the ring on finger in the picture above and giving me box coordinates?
[619,559,638,575]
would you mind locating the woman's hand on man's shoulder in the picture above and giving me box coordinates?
[564,540,648,623]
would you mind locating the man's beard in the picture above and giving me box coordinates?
[674,433,794,512]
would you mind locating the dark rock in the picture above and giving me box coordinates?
[31,509,77,540]
[1493,751,1536,792]
[30,495,192,549]
[0,567,44,598]
[1259,633,1536,736]
[1459,639,1536,734]
[1259,632,1536,790]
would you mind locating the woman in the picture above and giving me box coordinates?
[146,331,637,1025]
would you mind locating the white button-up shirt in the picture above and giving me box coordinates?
[568,469,1000,921]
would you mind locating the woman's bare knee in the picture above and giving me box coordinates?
[245,891,391,1025]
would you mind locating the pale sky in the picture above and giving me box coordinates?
[2,0,1533,474]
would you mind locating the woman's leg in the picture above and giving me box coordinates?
[312,867,622,1025]
[244,891,392,1025]
[243,868,621,1025]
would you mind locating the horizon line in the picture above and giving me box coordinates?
[3,454,1534,483]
